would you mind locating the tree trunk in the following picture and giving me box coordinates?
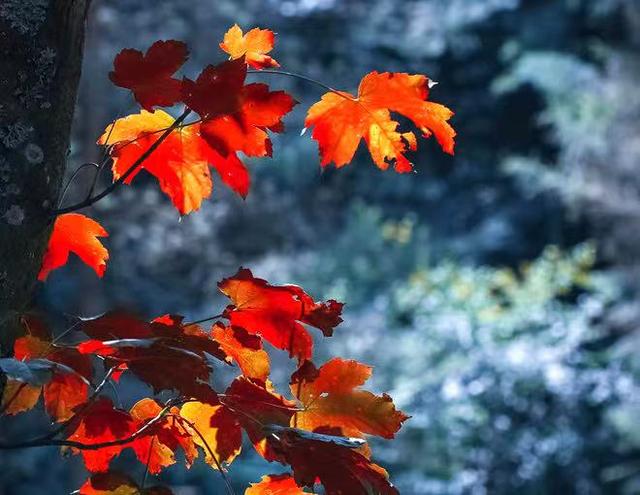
[0,0,91,352]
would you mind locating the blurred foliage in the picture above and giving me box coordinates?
[326,238,639,494]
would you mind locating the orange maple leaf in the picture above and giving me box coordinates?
[305,71,456,172]
[38,213,109,281]
[179,400,243,468]
[211,323,270,382]
[246,474,304,495]
[1,381,41,416]
[98,110,250,214]
[129,398,198,474]
[291,358,409,439]
[220,24,280,69]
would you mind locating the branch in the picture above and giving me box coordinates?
[53,108,192,215]
[42,367,117,441]
[0,397,186,450]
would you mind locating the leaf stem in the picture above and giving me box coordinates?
[176,416,236,495]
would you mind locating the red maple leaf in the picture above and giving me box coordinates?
[182,58,247,119]
[79,312,226,402]
[218,268,343,361]
[38,213,109,281]
[199,82,297,158]
[110,40,188,111]
[222,376,297,461]
[67,398,136,472]
[268,427,399,495]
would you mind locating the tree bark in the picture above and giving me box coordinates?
[0,0,91,351]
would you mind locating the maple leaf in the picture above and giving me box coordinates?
[99,110,251,213]
[182,58,247,120]
[245,474,305,495]
[267,426,399,495]
[220,24,280,69]
[291,358,408,439]
[99,110,212,215]
[68,398,136,473]
[6,319,92,422]
[211,323,270,382]
[129,398,198,474]
[305,71,456,172]
[38,213,109,281]
[1,381,41,415]
[110,40,188,111]
[199,82,297,159]
[218,268,344,361]
[182,58,296,157]
[79,472,173,495]
[222,376,297,461]
[179,400,242,468]
[80,313,226,402]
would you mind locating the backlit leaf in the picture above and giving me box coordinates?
[220,24,280,69]
[38,213,109,281]
[305,71,456,172]
[110,40,188,111]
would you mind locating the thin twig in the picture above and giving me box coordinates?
[176,416,236,495]
[141,435,156,489]
[184,314,223,326]
[42,367,117,441]
[57,163,100,209]
[54,109,192,215]
[0,398,184,450]
[249,69,340,95]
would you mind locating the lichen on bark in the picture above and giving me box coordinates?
[0,0,91,351]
